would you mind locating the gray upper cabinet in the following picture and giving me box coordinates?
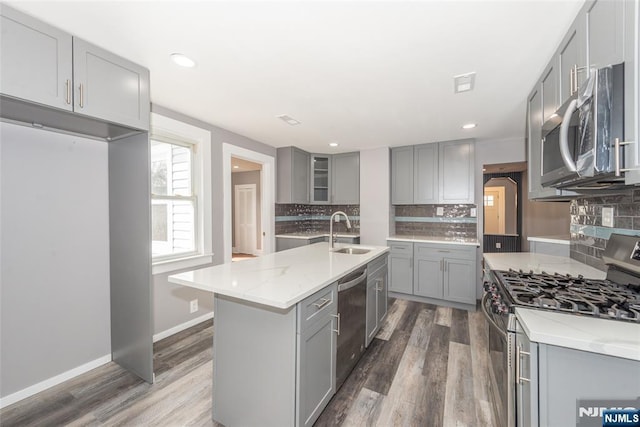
[557,15,586,105]
[585,0,625,69]
[413,143,438,204]
[0,5,73,111]
[73,38,150,131]
[391,140,474,205]
[310,154,331,204]
[623,0,639,185]
[331,152,360,204]
[391,146,414,205]
[541,60,558,122]
[439,139,474,204]
[277,146,310,204]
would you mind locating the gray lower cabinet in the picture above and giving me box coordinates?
[515,317,640,426]
[0,5,150,131]
[0,5,73,111]
[277,146,310,204]
[388,241,414,294]
[366,255,388,346]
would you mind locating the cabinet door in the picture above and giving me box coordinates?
[376,267,388,324]
[515,319,537,427]
[366,276,378,345]
[389,252,413,294]
[391,146,414,204]
[413,143,438,204]
[527,86,543,199]
[0,5,73,111]
[292,148,311,203]
[558,16,587,104]
[443,258,475,304]
[310,154,331,203]
[331,152,359,204]
[414,255,443,299]
[297,312,337,427]
[73,38,150,130]
[541,60,559,122]
[586,0,625,69]
[623,0,639,185]
[438,140,474,204]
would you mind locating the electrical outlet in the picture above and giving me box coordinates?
[602,207,614,227]
[436,207,444,216]
[496,242,502,249]
[190,299,198,313]
[470,208,477,217]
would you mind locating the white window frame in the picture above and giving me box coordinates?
[151,113,213,275]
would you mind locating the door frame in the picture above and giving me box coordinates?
[222,143,275,263]
[234,183,257,255]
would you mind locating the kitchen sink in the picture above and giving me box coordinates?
[332,247,370,255]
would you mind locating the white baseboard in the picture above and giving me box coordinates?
[0,354,111,409]
[153,311,214,343]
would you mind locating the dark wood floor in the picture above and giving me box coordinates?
[0,298,494,427]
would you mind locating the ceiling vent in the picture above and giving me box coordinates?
[454,72,476,93]
[277,115,301,126]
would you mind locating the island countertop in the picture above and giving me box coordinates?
[168,242,389,309]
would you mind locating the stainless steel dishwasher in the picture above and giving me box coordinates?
[335,266,367,389]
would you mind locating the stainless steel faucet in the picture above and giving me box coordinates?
[329,211,352,249]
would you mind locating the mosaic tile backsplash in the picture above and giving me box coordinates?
[275,204,360,234]
[394,204,478,240]
[570,188,640,271]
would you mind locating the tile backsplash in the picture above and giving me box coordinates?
[394,204,477,240]
[570,189,640,271]
[275,204,360,234]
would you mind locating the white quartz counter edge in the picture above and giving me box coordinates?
[483,252,606,279]
[515,307,640,361]
[168,242,389,309]
[527,235,570,245]
[387,236,479,247]
[275,233,360,240]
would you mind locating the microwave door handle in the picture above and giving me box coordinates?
[559,99,578,172]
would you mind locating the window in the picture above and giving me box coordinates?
[151,113,212,274]
[484,195,494,206]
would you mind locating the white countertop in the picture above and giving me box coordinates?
[527,235,571,245]
[168,242,389,309]
[515,307,640,361]
[483,252,606,279]
[387,235,479,247]
[275,232,360,240]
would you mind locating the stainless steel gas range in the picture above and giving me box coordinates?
[482,234,640,427]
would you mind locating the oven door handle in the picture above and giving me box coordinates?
[481,292,507,338]
[559,99,578,172]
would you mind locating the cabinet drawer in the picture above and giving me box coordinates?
[414,243,475,261]
[297,283,337,333]
[367,254,388,277]
[387,241,413,254]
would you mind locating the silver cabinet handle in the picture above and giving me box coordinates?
[516,344,531,384]
[614,138,640,176]
[313,298,331,309]
[65,80,71,105]
[79,83,84,108]
[331,313,340,336]
[569,66,575,96]
[437,250,450,253]
[573,64,578,94]
[444,260,447,272]
[376,279,383,292]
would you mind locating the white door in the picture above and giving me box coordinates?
[235,184,257,254]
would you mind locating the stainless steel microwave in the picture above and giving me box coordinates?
[540,63,624,189]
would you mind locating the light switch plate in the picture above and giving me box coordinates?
[436,207,444,216]
[470,208,477,217]
[602,207,614,227]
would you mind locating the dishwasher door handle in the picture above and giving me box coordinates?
[338,269,367,292]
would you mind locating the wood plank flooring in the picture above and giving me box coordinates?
[0,298,495,427]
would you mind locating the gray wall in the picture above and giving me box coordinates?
[1,122,111,397]
[150,105,276,336]
[231,170,262,251]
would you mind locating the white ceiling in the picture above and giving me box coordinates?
[8,0,584,153]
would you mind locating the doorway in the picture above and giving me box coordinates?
[484,186,505,234]
[231,157,262,260]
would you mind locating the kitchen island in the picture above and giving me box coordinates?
[169,242,389,427]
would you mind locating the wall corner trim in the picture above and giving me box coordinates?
[0,354,112,409]
[153,312,214,343]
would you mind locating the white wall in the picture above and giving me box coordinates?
[359,147,391,246]
[1,123,111,399]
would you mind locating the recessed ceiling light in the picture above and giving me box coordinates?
[329,142,339,147]
[454,72,476,93]
[170,53,196,68]
[233,165,239,169]
[462,123,477,129]
[277,115,301,126]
